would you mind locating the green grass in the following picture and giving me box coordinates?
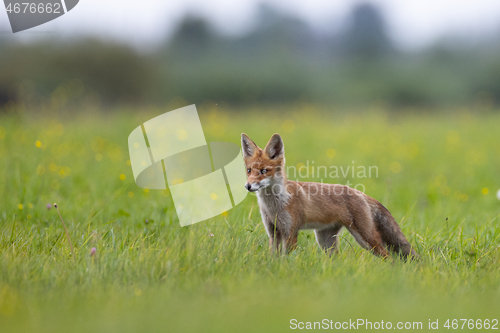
[1,106,500,332]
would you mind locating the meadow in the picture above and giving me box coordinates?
[1,104,500,332]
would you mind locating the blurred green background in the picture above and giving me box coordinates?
[1,3,500,109]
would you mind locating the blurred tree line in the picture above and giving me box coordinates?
[1,2,500,110]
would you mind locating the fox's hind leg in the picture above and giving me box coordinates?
[315,223,342,256]
[347,210,389,258]
[349,227,389,257]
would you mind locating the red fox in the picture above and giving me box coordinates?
[241,133,417,258]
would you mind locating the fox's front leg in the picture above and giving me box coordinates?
[266,223,299,255]
[283,220,301,253]
[264,220,283,253]
[260,209,281,253]
[271,216,300,254]
[284,232,298,253]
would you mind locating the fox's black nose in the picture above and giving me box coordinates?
[245,183,251,191]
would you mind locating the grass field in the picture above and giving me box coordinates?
[1,105,500,332]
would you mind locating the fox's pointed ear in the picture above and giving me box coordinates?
[264,133,284,160]
[241,133,259,158]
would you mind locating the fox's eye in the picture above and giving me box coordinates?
[247,168,251,174]
[261,169,267,174]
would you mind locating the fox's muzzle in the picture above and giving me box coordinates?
[245,182,263,192]
[245,183,258,192]
[245,178,272,192]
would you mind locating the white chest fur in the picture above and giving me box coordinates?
[256,183,292,235]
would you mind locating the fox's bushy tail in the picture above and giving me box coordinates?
[372,202,419,259]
